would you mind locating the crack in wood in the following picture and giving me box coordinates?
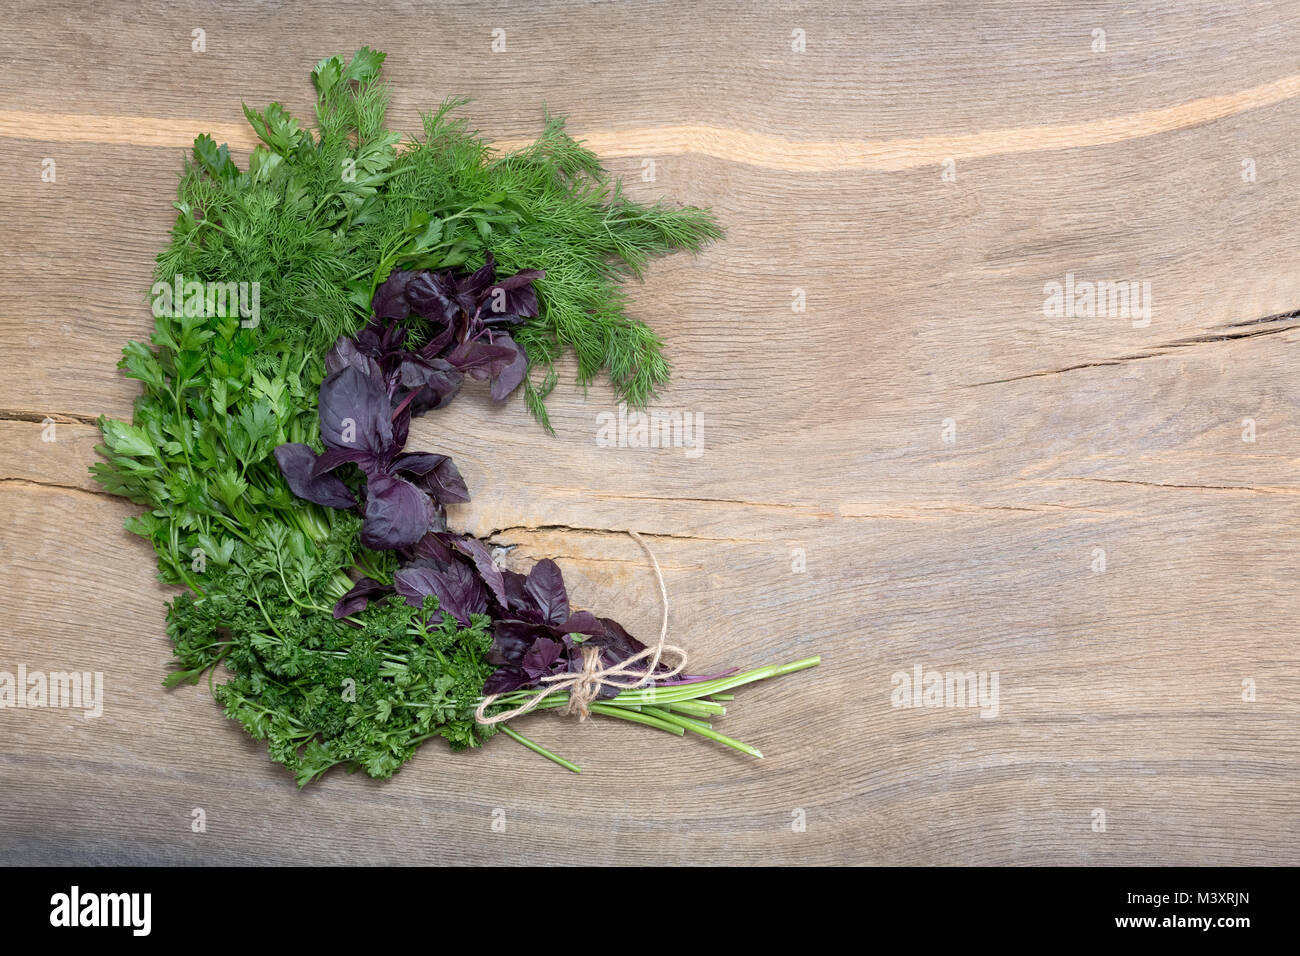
[1214,308,1300,330]
[0,408,101,426]
[0,476,119,501]
[964,308,1300,388]
[838,502,1113,519]
[590,492,838,519]
[482,522,756,544]
[1045,476,1300,495]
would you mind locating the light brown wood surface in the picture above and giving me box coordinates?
[1,1,1297,865]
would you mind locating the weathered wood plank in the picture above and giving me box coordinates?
[1,0,1297,865]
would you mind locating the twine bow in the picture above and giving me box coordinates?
[474,529,688,724]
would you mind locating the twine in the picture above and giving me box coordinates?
[474,529,688,724]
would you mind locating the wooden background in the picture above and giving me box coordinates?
[2,0,1297,865]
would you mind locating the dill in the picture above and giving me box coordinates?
[159,48,720,428]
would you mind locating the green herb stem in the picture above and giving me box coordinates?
[478,656,819,768]
[499,724,581,774]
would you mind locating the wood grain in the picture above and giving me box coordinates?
[1,0,1297,866]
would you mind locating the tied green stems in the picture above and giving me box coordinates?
[495,656,820,772]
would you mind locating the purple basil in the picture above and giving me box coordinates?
[523,559,569,626]
[394,562,488,626]
[275,253,666,698]
[276,338,471,550]
[450,537,506,607]
[389,452,469,503]
[273,443,357,510]
[333,577,393,618]
[479,559,666,696]
[370,251,543,403]
[318,365,391,454]
[360,474,436,550]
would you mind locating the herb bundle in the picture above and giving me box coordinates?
[94,48,817,785]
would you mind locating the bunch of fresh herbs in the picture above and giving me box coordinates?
[93,48,815,785]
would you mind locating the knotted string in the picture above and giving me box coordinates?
[474,529,688,725]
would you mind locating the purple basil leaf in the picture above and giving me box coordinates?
[325,336,360,373]
[487,620,538,667]
[489,336,528,401]
[354,319,404,358]
[406,270,461,324]
[586,616,649,670]
[273,443,357,510]
[444,338,518,377]
[457,252,497,305]
[402,529,458,566]
[333,577,392,619]
[310,444,373,479]
[390,452,470,503]
[561,610,602,636]
[485,269,544,319]
[325,335,381,377]
[521,637,564,680]
[417,321,457,360]
[360,473,434,550]
[319,364,393,455]
[482,665,530,695]
[451,536,507,608]
[504,285,540,319]
[480,312,526,330]
[392,565,437,606]
[394,562,486,626]
[492,268,545,291]
[391,403,411,450]
[501,569,540,622]
[524,559,569,627]
[398,355,463,412]
[371,269,416,320]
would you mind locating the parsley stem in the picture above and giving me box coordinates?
[500,724,581,773]
[586,702,685,736]
[214,515,256,546]
[247,580,286,639]
[600,656,823,705]
[654,699,724,718]
[640,706,761,758]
